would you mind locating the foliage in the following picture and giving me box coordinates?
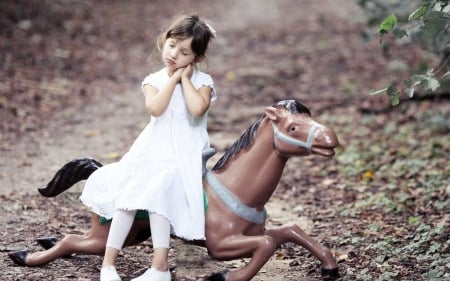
[360,222,450,280]
[332,105,450,280]
[358,0,450,105]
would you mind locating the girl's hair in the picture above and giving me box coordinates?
[157,15,216,58]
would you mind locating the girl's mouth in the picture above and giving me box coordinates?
[166,59,176,66]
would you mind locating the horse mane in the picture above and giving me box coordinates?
[212,100,311,171]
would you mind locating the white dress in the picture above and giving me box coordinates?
[80,68,216,240]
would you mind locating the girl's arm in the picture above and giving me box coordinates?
[143,69,183,117]
[181,65,212,117]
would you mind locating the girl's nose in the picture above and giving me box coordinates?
[169,49,178,58]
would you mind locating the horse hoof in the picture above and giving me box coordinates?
[8,250,29,266]
[204,271,227,281]
[36,237,58,249]
[321,267,339,279]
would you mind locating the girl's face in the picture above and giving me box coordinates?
[162,37,196,74]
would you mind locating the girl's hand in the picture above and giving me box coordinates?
[172,67,184,82]
[181,64,193,81]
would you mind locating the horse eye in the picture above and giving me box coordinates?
[290,126,296,132]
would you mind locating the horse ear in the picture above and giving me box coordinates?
[265,106,281,121]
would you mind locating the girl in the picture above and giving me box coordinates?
[79,15,216,281]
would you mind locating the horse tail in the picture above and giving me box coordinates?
[38,158,103,197]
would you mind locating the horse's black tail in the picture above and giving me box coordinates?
[38,158,103,197]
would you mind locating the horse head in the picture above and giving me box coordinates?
[265,100,339,158]
[207,99,339,212]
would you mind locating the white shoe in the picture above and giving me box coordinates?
[131,268,171,281]
[100,266,122,281]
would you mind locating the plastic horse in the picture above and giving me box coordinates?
[9,100,340,281]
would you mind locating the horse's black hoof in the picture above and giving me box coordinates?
[204,271,227,281]
[36,237,58,249]
[8,250,29,266]
[321,267,339,279]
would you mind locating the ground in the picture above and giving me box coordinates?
[1,0,449,280]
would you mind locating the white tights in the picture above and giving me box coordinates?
[105,209,171,250]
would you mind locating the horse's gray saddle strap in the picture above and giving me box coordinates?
[205,170,267,224]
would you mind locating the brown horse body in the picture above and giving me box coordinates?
[9,100,339,281]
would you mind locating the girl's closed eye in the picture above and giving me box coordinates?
[180,47,191,56]
[168,39,176,47]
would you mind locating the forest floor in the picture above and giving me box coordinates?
[0,0,449,280]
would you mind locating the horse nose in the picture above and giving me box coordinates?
[315,126,339,148]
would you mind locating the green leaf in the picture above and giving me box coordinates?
[378,14,397,34]
[425,78,440,92]
[404,78,414,97]
[428,242,440,254]
[386,85,400,106]
[393,28,408,39]
[412,70,441,92]
[386,84,399,97]
[391,96,400,106]
[408,6,427,21]
[405,87,415,98]
[420,11,446,39]
[408,216,420,225]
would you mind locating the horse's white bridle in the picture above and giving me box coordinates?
[272,122,319,154]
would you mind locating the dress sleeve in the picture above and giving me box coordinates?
[195,72,217,102]
[141,71,164,95]
[141,74,152,95]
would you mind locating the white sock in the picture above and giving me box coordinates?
[106,209,137,250]
[149,213,171,248]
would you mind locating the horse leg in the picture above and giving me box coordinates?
[23,213,110,266]
[264,223,338,273]
[123,219,151,246]
[23,214,150,267]
[206,234,277,281]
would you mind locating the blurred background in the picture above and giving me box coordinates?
[0,1,448,280]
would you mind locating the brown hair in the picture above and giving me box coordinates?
[157,15,216,58]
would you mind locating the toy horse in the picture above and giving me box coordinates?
[9,100,340,281]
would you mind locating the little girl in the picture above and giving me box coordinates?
[79,15,216,281]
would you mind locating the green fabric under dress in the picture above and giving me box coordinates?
[99,190,209,225]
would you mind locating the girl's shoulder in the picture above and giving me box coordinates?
[193,70,217,102]
[192,70,214,85]
[142,68,168,90]
[194,70,212,78]
[147,68,167,80]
